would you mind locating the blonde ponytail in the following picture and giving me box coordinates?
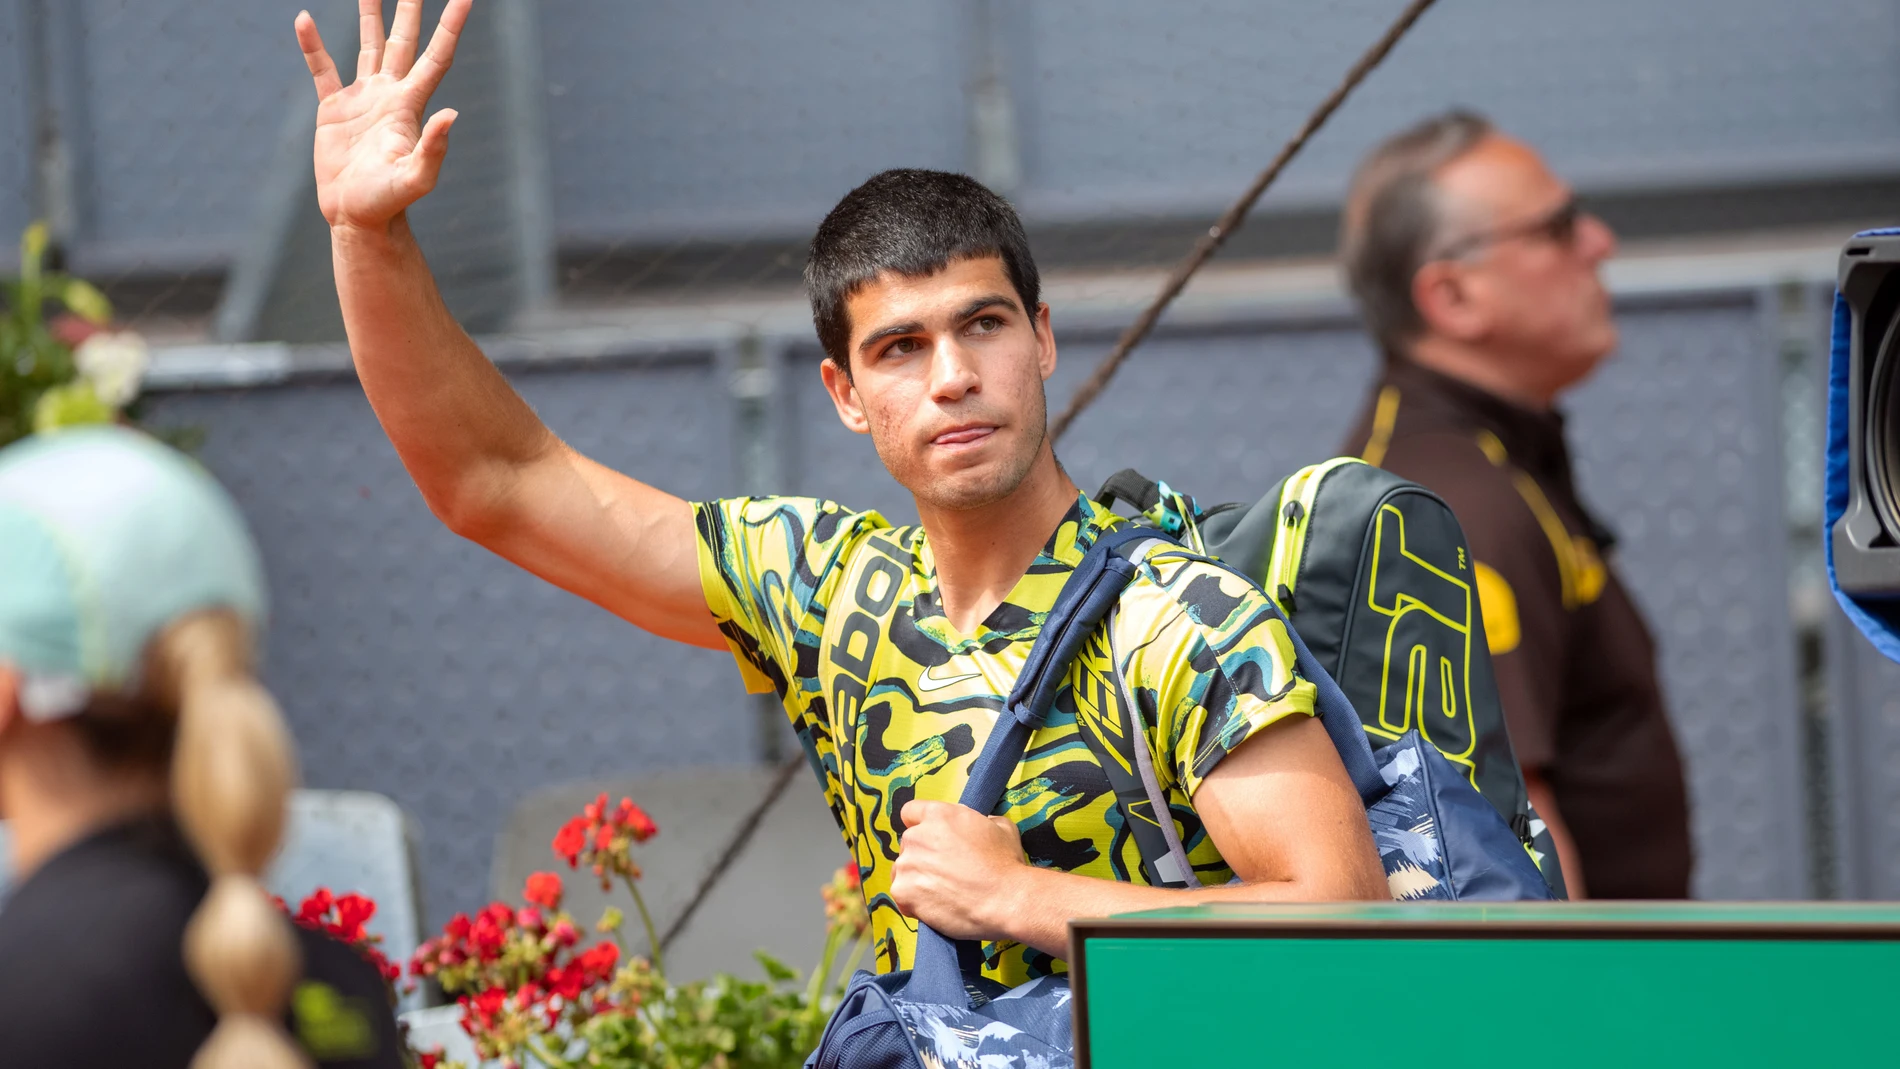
[152,611,309,1069]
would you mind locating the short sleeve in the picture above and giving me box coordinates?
[694,496,885,696]
[1376,432,1569,769]
[1116,553,1318,798]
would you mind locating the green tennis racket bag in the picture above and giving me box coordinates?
[1094,458,1566,897]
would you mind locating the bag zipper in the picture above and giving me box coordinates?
[1265,456,1363,612]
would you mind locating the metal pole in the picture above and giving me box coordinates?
[730,332,789,764]
[22,0,76,249]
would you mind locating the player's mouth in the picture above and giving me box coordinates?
[930,423,998,449]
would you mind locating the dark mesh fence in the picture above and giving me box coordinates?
[7,1,1899,920]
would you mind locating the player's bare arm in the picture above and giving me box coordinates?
[296,0,720,649]
[891,714,1388,959]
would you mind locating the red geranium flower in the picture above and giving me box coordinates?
[523,871,564,911]
[617,798,658,843]
[296,886,335,926]
[552,793,659,890]
[48,313,102,349]
[575,941,619,983]
[542,963,572,1001]
[552,817,588,866]
[332,892,377,941]
[463,986,510,1035]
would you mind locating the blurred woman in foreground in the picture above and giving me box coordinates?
[0,427,402,1068]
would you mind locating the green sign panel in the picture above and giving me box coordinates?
[1069,902,1900,1068]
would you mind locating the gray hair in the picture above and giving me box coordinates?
[1339,110,1494,357]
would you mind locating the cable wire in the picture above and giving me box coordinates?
[1050,0,1441,442]
[658,753,805,953]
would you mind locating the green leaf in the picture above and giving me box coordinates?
[32,381,113,434]
[753,952,798,985]
[51,277,112,324]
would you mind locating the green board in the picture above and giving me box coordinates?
[1069,902,1900,1068]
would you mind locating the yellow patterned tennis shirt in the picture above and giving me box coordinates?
[694,492,1315,985]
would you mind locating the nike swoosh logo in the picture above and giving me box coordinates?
[917,664,982,693]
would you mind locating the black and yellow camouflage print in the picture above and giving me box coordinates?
[694,493,1315,985]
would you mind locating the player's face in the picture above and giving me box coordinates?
[823,255,1056,512]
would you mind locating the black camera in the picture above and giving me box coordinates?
[1833,234,1900,595]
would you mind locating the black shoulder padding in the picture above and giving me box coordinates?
[1094,469,1162,513]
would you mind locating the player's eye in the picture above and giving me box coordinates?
[888,337,922,356]
[969,315,1003,334]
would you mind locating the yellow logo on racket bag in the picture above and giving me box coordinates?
[1364,504,1480,783]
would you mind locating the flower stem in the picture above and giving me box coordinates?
[835,931,870,994]
[804,925,846,1009]
[621,873,665,978]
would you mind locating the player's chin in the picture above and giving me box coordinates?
[910,457,1024,512]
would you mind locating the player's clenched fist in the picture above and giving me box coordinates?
[889,799,1031,941]
[293,0,472,231]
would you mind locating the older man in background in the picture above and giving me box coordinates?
[1335,111,1691,899]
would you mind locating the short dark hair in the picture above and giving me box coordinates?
[806,169,1041,367]
[1340,109,1494,357]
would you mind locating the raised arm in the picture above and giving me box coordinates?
[295,1,721,649]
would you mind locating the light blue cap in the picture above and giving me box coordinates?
[0,427,265,721]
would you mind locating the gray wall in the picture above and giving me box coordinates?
[543,0,969,243]
[1013,0,1900,220]
[55,1,301,269]
[148,289,1814,922]
[0,1,32,247]
[14,0,1900,271]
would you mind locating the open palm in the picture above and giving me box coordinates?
[296,0,471,229]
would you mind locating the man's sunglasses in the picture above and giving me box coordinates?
[1429,197,1582,262]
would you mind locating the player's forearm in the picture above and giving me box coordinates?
[331,216,554,532]
[992,864,1382,961]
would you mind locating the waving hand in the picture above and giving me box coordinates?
[289,0,722,653]
[296,0,471,230]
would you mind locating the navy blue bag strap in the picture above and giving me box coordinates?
[1255,596,1384,805]
[906,524,1153,1007]
[955,524,1154,815]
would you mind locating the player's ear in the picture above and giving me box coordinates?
[821,357,871,435]
[1034,302,1057,381]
